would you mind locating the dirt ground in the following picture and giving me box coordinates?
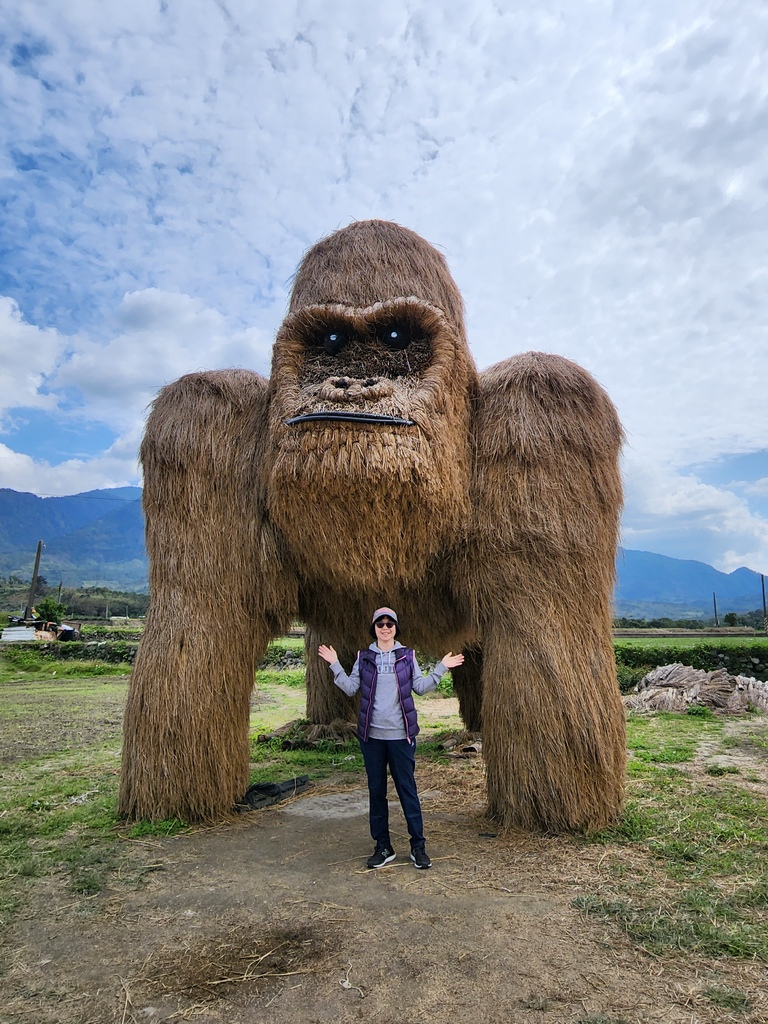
[3,730,768,1024]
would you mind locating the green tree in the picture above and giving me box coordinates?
[723,612,739,626]
[34,595,67,623]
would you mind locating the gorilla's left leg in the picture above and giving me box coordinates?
[450,644,483,732]
[304,626,358,725]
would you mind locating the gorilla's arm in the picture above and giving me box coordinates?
[468,352,626,831]
[119,370,296,821]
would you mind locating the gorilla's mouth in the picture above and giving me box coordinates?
[285,411,416,426]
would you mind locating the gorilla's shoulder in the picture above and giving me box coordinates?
[475,352,623,461]
[153,368,268,413]
[142,369,270,470]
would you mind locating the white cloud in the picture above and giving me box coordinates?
[0,288,273,496]
[54,289,273,432]
[2,0,768,572]
[0,439,138,496]
[0,297,67,420]
[622,456,768,573]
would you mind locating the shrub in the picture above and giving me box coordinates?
[616,664,651,693]
[614,643,768,681]
[4,640,138,665]
[435,672,454,697]
[34,596,68,623]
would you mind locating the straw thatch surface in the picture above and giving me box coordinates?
[266,297,476,591]
[118,371,296,821]
[450,644,483,732]
[121,219,625,831]
[289,219,466,325]
[625,663,768,713]
[465,352,626,830]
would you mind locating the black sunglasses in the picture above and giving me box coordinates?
[375,619,396,628]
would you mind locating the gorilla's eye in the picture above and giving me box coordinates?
[376,324,412,350]
[319,328,348,356]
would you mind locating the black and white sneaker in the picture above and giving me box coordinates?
[409,846,432,869]
[367,845,396,869]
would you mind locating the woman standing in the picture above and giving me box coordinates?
[318,607,464,869]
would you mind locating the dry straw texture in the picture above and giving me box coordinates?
[120,219,625,830]
[119,371,295,821]
[466,353,626,830]
[266,297,476,589]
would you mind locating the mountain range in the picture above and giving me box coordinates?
[0,487,146,591]
[0,487,765,617]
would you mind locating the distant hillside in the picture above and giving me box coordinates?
[0,487,142,552]
[0,488,764,613]
[0,487,146,590]
[615,548,765,618]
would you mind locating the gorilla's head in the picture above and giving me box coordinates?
[266,220,477,590]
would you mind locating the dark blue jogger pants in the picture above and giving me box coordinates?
[359,736,425,850]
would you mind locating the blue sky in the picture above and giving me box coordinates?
[1,0,767,574]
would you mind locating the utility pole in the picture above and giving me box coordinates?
[23,541,44,621]
[712,591,719,627]
[762,574,767,634]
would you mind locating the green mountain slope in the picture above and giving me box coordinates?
[0,487,142,552]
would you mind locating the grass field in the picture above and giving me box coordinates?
[1,647,767,980]
[615,635,768,649]
[577,709,768,960]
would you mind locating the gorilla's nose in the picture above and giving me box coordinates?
[324,377,394,400]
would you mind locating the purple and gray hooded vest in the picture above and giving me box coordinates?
[358,647,419,742]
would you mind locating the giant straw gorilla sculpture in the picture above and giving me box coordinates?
[119,220,626,831]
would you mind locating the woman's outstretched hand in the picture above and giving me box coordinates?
[318,644,338,665]
[440,652,465,670]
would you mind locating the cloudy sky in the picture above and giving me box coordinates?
[1,0,767,575]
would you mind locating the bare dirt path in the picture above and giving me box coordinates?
[4,749,768,1024]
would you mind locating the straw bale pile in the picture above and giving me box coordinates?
[120,219,625,831]
[624,663,768,712]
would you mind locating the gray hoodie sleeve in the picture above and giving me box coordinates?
[330,655,361,697]
[411,655,447,696]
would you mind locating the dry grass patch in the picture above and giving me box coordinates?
[128,920,340,1013]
